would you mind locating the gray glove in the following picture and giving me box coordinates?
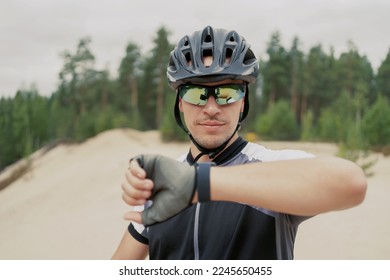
[132,154,213,226]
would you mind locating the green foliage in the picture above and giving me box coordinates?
[300,110,316,141]
[137,26,173,130]
[318,108,340,142]
[47,97,76,139]
[262,32,290,105]
[337,125,376,177]
[160,94,187,142]
[0,86,50,169]
[255,100,300,140]
[376,48,390,101]
[117,42,141,114]
[302,45,339,122]
[318,91,354,142]
[361,95,390,147]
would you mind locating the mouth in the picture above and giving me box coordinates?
[199,119,225,126]
[198,120,225,132]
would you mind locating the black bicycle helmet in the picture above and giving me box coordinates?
[167,26,259,89]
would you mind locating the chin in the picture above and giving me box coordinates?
[196,136,229,149]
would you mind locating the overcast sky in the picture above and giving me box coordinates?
[1,0,389,97]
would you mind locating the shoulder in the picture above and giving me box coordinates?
[177,154,188,163]
[242,142,315,162]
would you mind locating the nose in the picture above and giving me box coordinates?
[203,96,221,116]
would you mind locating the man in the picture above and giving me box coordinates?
[112,26,367,260]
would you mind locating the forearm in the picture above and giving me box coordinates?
[210,157,367,216]
[111,230,149,260]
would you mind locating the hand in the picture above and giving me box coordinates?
[122,154,198,226]
[121,157,154,223]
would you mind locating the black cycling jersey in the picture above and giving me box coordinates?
[128,137,314,259]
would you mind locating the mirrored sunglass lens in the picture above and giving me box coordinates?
[216,86,245,105]
[181,87,208,105]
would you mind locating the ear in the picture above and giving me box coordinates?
[240,98,245,113]
[179,97,184,112]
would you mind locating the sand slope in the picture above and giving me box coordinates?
[0,129,389,259]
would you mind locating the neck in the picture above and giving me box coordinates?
[190,133,239,163]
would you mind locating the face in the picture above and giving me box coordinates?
[179,79,245,152]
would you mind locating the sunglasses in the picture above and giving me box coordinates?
[178,84,246,106]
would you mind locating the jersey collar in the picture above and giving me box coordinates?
[186,136,248,165]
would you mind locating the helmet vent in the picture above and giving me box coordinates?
[203,49,213,57]
[184,52,192,65]
[202,49,213,67]
[229,35,235,42]
[204,34,212,43]
[226,48,233,59]
[243,48,256,65]
[224,48,233,64]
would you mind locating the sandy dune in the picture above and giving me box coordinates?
[0,129,389,259]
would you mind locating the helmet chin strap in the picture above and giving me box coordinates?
[190,122,241,163]
[174,94,243,164]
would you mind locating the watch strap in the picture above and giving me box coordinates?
[196,162,215,202]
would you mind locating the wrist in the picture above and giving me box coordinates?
[195,162,215,202]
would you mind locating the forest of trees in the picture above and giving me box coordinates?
[1,26,390,171]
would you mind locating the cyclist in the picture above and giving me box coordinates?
[112,26,367,260]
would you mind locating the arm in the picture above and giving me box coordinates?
[111,230,148,260]
[123,155,367,224]
[210,156,367,216]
